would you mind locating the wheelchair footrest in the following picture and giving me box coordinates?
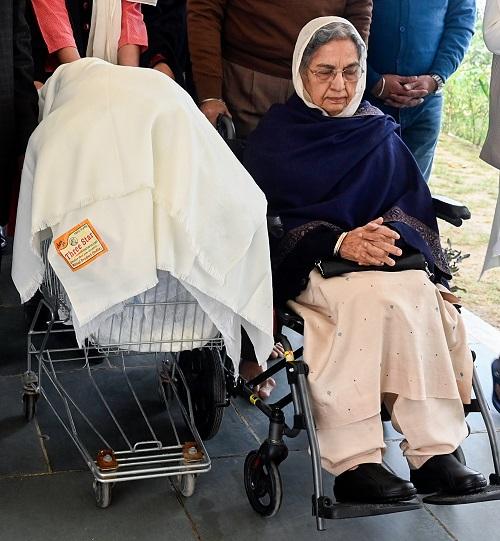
[313,495,421,520]
[423,482,500,505]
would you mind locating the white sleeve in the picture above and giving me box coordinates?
[484,0,500,54]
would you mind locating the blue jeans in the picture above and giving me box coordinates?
[378,95,443,182]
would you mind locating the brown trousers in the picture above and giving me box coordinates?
[222,60,295,138]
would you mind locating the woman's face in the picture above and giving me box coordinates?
[302,39,360,116]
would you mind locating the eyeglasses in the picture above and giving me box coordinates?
[309,65,363,83]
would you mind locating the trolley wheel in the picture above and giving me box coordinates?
[174,473,197,497]
[93,480,112,508]
[453,445,466,465]
[22,393,38,421]
[177,349,225,440]
[244,451,282,518]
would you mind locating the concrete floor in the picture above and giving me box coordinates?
[1,247,500,541]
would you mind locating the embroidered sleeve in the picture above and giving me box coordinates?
[383,206,450,275]
[273,221,342,269]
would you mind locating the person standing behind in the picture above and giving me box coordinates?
[480,0,500,277]
[141,0,191,88]
[28,0,149,82]
[0,0,38,252]
[187,0,373,136]
[366,0,476,181]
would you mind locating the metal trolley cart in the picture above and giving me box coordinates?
[22,240,227,508]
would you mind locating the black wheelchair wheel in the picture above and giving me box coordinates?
[177,348,225,440]
[244,450,282,518]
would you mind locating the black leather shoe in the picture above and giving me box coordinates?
[410,454,487,495]
[334,463,417,503]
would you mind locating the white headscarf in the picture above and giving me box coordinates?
[292,16,367,118]
[87,0,157,64]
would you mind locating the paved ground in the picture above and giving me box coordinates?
[1,248,500,541]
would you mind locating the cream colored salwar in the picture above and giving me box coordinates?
[289,269,472,476]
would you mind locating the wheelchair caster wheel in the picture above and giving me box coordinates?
[23,393,38,421]
[93,480,112,508]
[244,450,282,517]
[174,474,196,497]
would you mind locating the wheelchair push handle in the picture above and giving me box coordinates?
[431,194,471,227]
[216,114,236,141]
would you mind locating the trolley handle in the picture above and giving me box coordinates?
[133,440,162,452]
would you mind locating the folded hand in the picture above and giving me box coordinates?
[376,74,428,109]
[339,217,403,266]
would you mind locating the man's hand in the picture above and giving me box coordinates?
[372,74,428,109]
[402,75,438,94]
[339,217,403,266]
[200,99,231,126]
[386,74,437,108]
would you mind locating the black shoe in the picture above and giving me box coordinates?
[334,463,417,503]
[410,454,487,495]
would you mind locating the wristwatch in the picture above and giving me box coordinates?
[429,74,445,95]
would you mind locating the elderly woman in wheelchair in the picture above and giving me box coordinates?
[243,17,487,505]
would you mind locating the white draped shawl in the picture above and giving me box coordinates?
[12,58,274,368]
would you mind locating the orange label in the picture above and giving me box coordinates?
[54,219,108,272]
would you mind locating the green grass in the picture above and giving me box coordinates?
[431,133,500,329]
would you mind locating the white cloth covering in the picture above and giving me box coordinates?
[72,270,219,352]
[291,16,367,118]
[12,58,274,371]
[87,1,156,64]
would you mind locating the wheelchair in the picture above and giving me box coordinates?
[217,115,500,531]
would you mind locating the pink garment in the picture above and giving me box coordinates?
[118,1,148,50]
[31,0,147,54]
[32,0,76,54]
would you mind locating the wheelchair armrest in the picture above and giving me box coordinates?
[275,306,304,334]
[432,194,471,227]
[267,215,284,239]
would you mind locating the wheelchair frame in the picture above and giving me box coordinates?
[228,307,500,531]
